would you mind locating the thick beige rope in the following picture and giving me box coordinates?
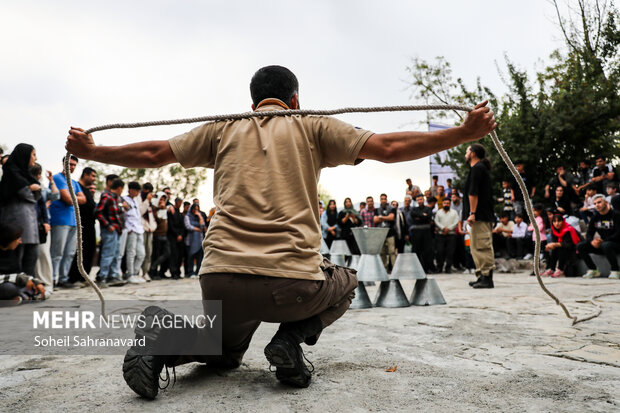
[64,104,584,323]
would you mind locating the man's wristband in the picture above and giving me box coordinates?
[470,211,476,216]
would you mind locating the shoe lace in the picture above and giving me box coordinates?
[301,349,315,373]
[158,364,177,390]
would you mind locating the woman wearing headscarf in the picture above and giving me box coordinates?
[542,213,583,278]
[0,144,41,276]
[320,199,340,248]
[184,203,205,277]
[337,197,362,255]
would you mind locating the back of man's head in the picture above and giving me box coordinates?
[110,178,124,191]
[250,65,299,107]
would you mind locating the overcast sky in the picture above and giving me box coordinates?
[0,1,566,208]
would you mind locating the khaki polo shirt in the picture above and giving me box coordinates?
[169,103,374,280]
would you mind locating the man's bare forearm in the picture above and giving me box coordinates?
[89,140,176,168]
[359,126,470,163]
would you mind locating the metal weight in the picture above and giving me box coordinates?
[329,240,351,267]
[410,278,446,306]
[349,282,373,309]
[352,227,389,254]
[390,253,427,280]
[374,280,410,308]
[351,228,390,282]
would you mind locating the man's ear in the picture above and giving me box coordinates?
[251,103,256,111]
[290,94,299,109]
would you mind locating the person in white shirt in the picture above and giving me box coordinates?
[579,187,597,224]
[493,212,515,258]
[123,181,146,283]
[434,198,460,273]
[511,213,528,258]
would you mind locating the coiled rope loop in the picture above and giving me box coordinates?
[64,104,580,323]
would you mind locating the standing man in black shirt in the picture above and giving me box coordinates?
[374,193,396,270]
[69,167,97,284]
[577,194,620,279]
[463,144,495,288]
[410,193,434,273]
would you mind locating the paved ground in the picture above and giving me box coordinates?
[1,270,619,412]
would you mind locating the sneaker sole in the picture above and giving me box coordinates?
[122,306,174,399]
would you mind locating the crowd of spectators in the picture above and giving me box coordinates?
[0,144,215,302]
[320,156,620,280]
[2,142,619,303]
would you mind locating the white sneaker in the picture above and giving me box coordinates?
[609,271,620,279]
[523,253,533,260]
[583,269,601,279]
[127,275,146,284]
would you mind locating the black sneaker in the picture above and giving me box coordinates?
[122,306,176,399]
[264,332,312,388]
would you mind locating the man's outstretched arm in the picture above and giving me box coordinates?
[65,127,177,168]
[358,101,497,163]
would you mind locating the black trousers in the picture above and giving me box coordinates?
[161,235,183,278]
[343,233,360,255]
[412,229,434,271]
[435,234,456,271]
[548,244,576,272]
[577,240,620,271]
[17,243,38,276]
[69,223,96,283]
[150,235,171,277]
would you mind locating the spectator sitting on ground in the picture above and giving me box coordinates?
[0,223,46,304]
[542,214,583,278]
[606,182,618,204]
[591,156,616,195]
[492,212,515,258]
[580,187,597,224]
[551,186,572,215]
[577,194,620,279]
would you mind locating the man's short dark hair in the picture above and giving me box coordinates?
[515,213,524,219]
[62,155,79,163]
[446,178,452,183]
[142,182,154,192]
[163,187,171,192]
[366,196,373,201]
[380,193,387,198]
[250,65,299,107]
[607,182,617,190]
[110,178,124,190]
[128,181,141,191]
[596,155,606,162]
[432,175,438,180]
[415,194,424,200]
[183,201,191,207]
[500,212,510,219]
[105,174,119,184]
[82,167,96,177]
[427,196,437,204]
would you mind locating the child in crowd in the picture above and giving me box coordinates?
[497,180,515,219]
[512,213,528,258]
[528,204,548,262]
[580,187,597,224]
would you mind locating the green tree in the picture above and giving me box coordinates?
[405,0,620,202]
[83,160,208,198]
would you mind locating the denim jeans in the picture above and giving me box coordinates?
[100,229,121,280]
[125,231,145,276]
[50,225,77,285]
